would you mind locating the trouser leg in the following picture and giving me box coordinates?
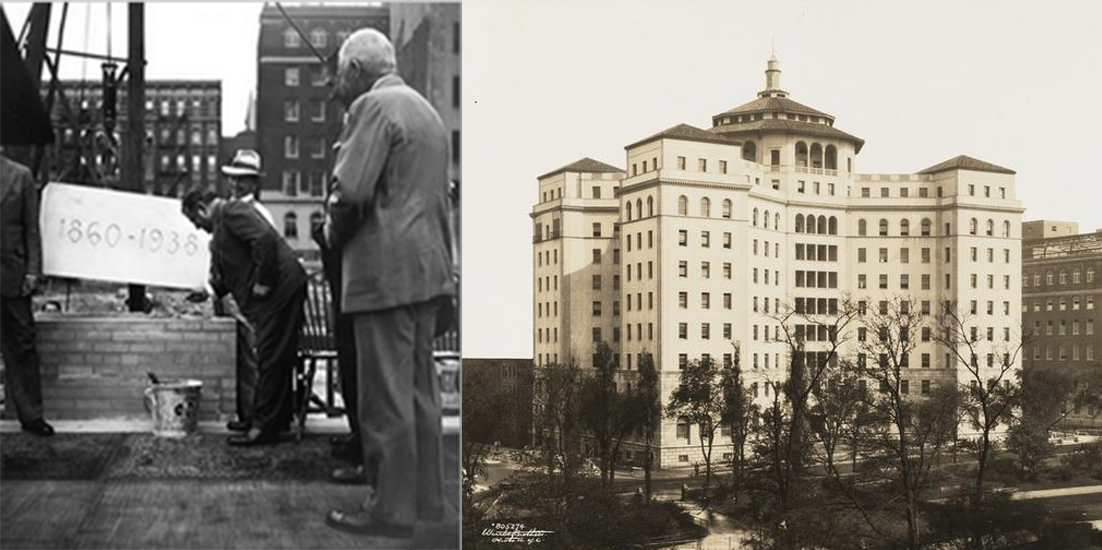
[0,296,44,424]
[235,319,258,423]
[336,312,359,437]
[355,300,442,524]
[249,286,306,433]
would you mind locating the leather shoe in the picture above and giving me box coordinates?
[330,433,357,446]
[330,465,368,485]
[226,419,251,432]
[22,419,55,437]
[325,509,413,538]
[228,428,279,447]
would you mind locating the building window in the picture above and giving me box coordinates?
[284,135,299,159]
[285,100,300,122]
[310,28,327,48]
[310,99,326,122]
[311,137,326,159]
[284,29,300,48]
[678,195,688,215]
[282,170,300,196]
[285,67,300,87]
[283,212,298,239]
[677,156,686,170]
[592,301,602,317]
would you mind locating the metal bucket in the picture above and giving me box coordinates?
[144,379,202,437]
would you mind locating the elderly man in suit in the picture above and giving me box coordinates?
[181,188,307,446]
[323,28,456,538]
[0,153,53,436]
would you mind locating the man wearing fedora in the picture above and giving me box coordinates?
[214,149,272,433]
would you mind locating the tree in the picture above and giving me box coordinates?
[852,298,960,550]
[533,360,585,496]
[580,341,617,487]
[759,297,859,546]
[637,351,661,501]
[719,343,755,500]
[1007,367,1077,479]
[461,367,509,502]
[933,303,1027,550]
[666,355,724,504]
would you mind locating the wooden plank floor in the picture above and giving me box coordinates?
[1,479,458,549]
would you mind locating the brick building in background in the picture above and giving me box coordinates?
[1022,221,1102,425]
[255,4,389,256]
[43,80,221,197]
[254,3,460,257]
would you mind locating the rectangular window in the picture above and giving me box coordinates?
[698,158,707,172]
[720,160,727,174]
[285,67,300,86]
[677,156,686,169]
[284,135,299,158]
[284,100,299,122]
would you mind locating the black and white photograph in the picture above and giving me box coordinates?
[1,2,459,548]
[462,1,1102,549]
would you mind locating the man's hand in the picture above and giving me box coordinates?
[21,274,39,296]
[251,283,271,299]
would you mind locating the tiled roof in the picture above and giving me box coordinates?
[625,123,741,150]
[538,157,623,180]
[917,155,1016,175]
[715,96,833,119]
[711,120,865,153]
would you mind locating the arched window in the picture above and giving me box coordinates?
[283,28,301,48]
[636,199,642,219]
[795,214,805,233]
[763,210,770,229]
[775,213,781,231]
[283,211,298,239]
[810,143,823,169]
[900,219,910,236]
[647,196,654,217]
[795,141,809,167]
[818,215,827,234]
[701,197,711,218]
[828,216,838,235]
[626,201,633,221]
[721,199,731,219]
[858,219,868,236]
[1002,220,1010,237]
[986,219,994,236]
[310,211,324,232]
[920,218,932,236]
[968,218,977,235]
[742,141,756,162]
[678,195,687,216]
[824,145,838,170]
[806,214,817,234]
[752,208,759,226]
[879,218,889,236]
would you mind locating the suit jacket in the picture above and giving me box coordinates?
[207,199,306,315]
[330,74,455,313]
[0,155,42,297]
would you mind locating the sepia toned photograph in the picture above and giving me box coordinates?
[462,1,1102,549]
[1,2,459,548]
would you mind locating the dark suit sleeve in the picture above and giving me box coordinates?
[329,95,393,247]
[222,202,279,289]
[21,171,42,277]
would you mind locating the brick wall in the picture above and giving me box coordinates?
[30,315,236,420]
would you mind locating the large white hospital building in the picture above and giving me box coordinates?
[531,57,1024,467]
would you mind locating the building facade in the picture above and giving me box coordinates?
[256,4,389,255]
[44,79,221,196]
[254,4,460,256]
[532,57,1025,468]
[1022,223,1102,423]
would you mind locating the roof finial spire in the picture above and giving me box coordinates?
[764,50,782,95]
[771,36,775,60]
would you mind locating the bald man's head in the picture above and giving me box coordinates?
[333,28,397,107]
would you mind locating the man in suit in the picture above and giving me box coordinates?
[181,188,307,445]
[0,153,53,436]
[323,29,456,538]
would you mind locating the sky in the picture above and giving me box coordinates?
[4,2,263,135]
[462,0,1102,358]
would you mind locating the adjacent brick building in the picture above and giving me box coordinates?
[43,79,222,197]
[1021,222,1102,423]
